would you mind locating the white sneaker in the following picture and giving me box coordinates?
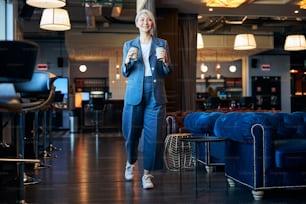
[142,174,154,189]
[125,162,134,181]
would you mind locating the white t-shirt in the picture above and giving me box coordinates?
[141,39,152,77]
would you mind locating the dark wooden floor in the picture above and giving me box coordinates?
[1,130,306,204]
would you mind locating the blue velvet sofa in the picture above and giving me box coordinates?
[212,111,306,200]
[183,112,225,171]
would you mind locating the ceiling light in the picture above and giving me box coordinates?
[26,0,66,8]
[40,8,71,31]
[234,34,256,50]
[197,33,204,49]
[299,0,306,9]
[284,35,306,51]
[204,0,248,8]
[229,65,237,72]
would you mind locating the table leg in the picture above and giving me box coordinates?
[179,139,182,192]
[206,141,211,188]
[195,142,198,199]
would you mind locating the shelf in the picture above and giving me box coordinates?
[196,77,242,99]
[75,77,109,92]
[196,78,225,83]
[225,87,242,92]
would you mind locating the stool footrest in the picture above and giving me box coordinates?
[0,158,40,163]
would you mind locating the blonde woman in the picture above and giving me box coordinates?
[121,9,173,189]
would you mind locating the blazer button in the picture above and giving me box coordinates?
[151,67,155,70]
[153,79,157,83]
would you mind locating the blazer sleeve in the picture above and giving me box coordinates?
[161,40,173,76]
[121,42,136,77]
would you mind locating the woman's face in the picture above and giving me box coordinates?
[136,13,153,34]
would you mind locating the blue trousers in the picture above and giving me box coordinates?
[122,77,166,171]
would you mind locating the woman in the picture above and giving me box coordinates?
[121,9,173,189]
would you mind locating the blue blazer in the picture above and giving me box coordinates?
[121,36,173,105]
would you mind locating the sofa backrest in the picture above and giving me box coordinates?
[213,112,273,142]
[267,112,302,139]
[290,111,306,138]
[213,111,306,142]
[184,112,223,135]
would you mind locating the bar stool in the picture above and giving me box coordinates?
[89,91,106,136]
[0,40,40,204]
[14,71,57,167]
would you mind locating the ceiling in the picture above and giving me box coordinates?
[19,0,306,62]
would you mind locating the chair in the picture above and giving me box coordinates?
[89,91,106,135]
[166,111,190,135]
[0,40,40,203]
[206,97,221,110]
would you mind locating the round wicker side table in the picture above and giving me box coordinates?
[164,133,194,171]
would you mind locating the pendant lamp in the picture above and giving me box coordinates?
[284,35,306,51]
[40,8,71,31]
[234,34,256,50]
[26,0,66,8]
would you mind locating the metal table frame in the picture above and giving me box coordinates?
[179,136,226,198]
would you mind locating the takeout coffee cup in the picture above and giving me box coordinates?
[156,46,165,60]
[129,47,138,60]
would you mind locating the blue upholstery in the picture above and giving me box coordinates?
[274,139,306,169]
[184,112,224,165]
[212,111,306,200]
[184,111,306,199]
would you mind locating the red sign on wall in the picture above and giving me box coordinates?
[37,64,48,70]
[261,64,271,71]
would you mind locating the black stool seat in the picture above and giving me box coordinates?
[0,40,39,83]
[90,91,106,110]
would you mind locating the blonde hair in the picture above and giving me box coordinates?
[135,9,156,35]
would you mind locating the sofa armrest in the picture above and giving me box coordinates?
[214,112,275,188]
[166,111,191,135]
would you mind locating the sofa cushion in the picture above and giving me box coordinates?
[214,112,272,142]
[269,113,301,139]
[292,112,306,138]
[184,112,223,135]
[274,139,306,169]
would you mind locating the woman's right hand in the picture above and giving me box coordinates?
[125,47,138,64]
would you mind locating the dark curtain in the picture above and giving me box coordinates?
[178,14,197,111]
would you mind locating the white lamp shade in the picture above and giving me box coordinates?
[40,8,71,31]
[284,35,306,51]
[197,33,204,49]
[26,0,66,8]
[234,34,256,50]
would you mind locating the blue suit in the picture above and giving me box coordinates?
[121,36,173,170]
